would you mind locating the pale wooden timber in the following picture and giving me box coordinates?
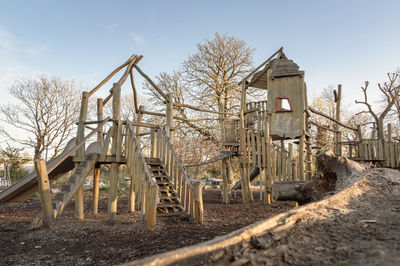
[108,83,121,219]
[308,106,357,132]
[239,47,283,86]
[239,81,251,204]
[166,93,174,142]
[271,181,309,202]
[75,184,84,220]
[310,120,339,133]
[93,166,100,215]
[129,67,140,113]
[133,64,168,101]
[93,98,103,215]
[335,84,342,155]
[299,135,305,181]
[221,158,229,204]
[75,91,89,220]
[89,55,139,96]
[173,102,235,116]
[141,109,219,122]
[35,159,55,227]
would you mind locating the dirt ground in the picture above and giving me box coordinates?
[0,189,295,265]
[207,168,400,266]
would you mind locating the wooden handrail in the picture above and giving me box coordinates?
[157,127,195,189]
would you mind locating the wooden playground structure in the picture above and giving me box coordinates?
[0,48,399,228]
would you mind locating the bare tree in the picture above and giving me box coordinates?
[0,75,81,159]
[144,71,214,138]
[355,73,400,140]
[182,33,254,119]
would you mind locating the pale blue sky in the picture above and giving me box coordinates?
[0,0,399,110]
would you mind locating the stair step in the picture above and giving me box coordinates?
[157,212,185,217]
[158,203,183,208]
[159,196,178,200]
[146,160,161,164]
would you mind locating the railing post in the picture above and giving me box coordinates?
[150,129,157,158]
[194,182,203,224]
[35,159,55,227]
[166,93,174,144]
[136,105,144,142]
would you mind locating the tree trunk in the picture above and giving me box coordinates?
[271,150,364,204]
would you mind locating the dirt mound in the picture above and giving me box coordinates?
[129,161,400,265]
[0,190,295,265]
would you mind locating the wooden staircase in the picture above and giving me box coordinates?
[52,153,100,218]
[146,158,185,216]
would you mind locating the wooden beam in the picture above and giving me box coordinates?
[133,64,168,101]
[89,54,138,97]
[35,159,55,227]
[239,47,283,86]
[308,106,357,132]
[173,102,235,116]
[93,167,100,215]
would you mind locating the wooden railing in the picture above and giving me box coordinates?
[346,139,400,168]
[126,122,159,227]
[246,129,300,181]
[246,100,268,130]
[155,127,203,224]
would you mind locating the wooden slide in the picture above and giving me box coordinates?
[0,138,77,203]
[231,167,260,190]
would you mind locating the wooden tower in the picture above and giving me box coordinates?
[238,49,312,204]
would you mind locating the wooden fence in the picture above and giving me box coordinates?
[245,129,304,182]
[347,139,400,168]
[155,128,203,224]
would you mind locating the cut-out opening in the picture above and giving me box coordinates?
[275,97,293,112]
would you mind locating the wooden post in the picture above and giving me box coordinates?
[166,93,174,144]
[221,158,229,204]
[97,98,104,142]
[306,135,312,180]
[93,166,100,215]
[136,105,144,141]
[75,185,84,220]
[147,186,158,227]
[334,84,342,155]
[108,83,121,220]
[75,91,89,220]
[264,116,272,204]
[388,123,392,142]
[194,182,203,224]
[299,135,305,181]
[150,129,157,158]
[288,143,293,181]
[92,98,103,215]
[35,159,55,227]
[239,81,251,204]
